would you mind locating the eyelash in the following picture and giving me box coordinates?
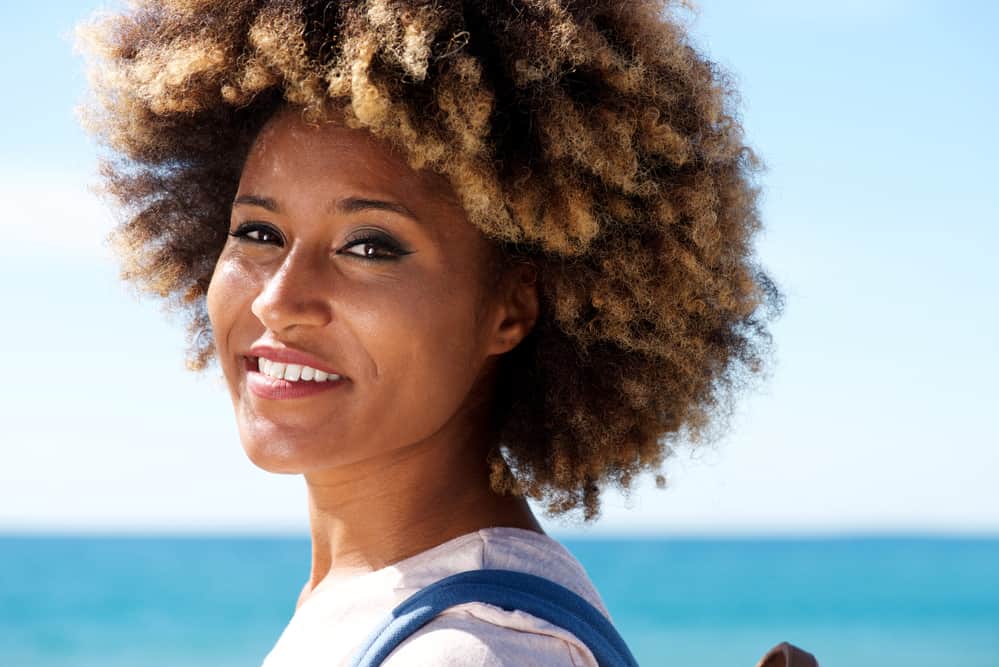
[227,223,411,261]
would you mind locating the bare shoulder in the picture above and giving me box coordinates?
[380,606,596,667]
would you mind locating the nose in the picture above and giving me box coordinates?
[251,246,333,333]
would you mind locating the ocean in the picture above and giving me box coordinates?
[1,535,996,666]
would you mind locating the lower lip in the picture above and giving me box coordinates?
[245,364,347,400]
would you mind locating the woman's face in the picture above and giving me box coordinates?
[207,107,528,474]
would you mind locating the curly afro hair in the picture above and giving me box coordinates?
[77,0,783,523]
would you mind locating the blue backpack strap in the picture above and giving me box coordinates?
[346,568,639,667]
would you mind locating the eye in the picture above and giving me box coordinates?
[340,233,412,261]
[228,222,283,245]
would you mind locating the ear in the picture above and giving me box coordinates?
[485,262,539,356]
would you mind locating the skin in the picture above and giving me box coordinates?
[206,106,544,610]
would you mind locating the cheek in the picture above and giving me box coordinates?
[206,256,255,361]
[205,262,229,338]
[355,269,487,416]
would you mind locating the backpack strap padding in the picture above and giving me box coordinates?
[346,568,640,667]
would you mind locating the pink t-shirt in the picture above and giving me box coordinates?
[260,526,612,666]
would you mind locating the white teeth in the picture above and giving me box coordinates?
[254,357,340,382]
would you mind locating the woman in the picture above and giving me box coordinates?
[77,0,783,664]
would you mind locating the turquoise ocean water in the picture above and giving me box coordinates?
[1,535,996,666]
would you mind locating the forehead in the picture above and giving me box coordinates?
[239,107,455,209]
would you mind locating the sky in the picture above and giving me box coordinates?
[0,1,996,537]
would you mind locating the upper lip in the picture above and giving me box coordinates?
[246,344,345,377]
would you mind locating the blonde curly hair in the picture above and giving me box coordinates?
[77,0,783,522]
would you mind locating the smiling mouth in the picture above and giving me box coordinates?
[242,356,347,401]
[243,356,344,383]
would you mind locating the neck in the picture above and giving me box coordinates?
[295,431,543,610]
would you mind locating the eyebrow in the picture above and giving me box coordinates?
[232,194,420,223]
[335,197,420,223]
[232,194,280,211]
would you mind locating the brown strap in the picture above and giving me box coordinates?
[754,641,819,667]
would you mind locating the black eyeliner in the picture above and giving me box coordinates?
[341,229,413,260]
[229,222,284,245]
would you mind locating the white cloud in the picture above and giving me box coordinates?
[0,169,117,260]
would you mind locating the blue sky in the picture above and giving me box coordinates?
[1,1,996,536]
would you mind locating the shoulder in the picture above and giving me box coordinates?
[360,528,611,667]
[380,605,597,667]
[474,527,612,618]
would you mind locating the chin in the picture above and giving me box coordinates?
[237,427,321,473]
[234,412,324,471]
[242,444,309,474]
[239,431,357,475]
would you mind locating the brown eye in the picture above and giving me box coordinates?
[229,223,283,245]
[343,240,393,259]
[340,233,412,261]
